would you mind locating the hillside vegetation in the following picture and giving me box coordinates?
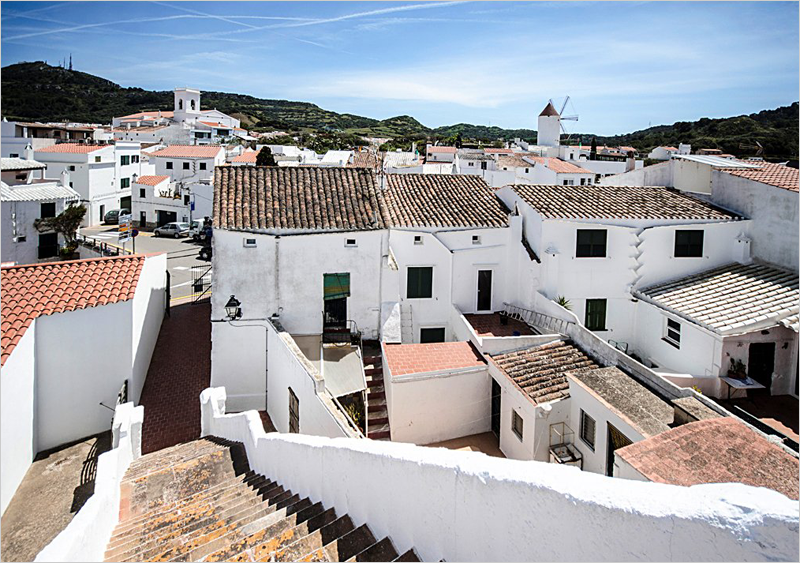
[2,62,797,159]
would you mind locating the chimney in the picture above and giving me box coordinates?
[625,156,635,172]
[60,169,70,187]
[23,143,34,161]
[411,141,417,155]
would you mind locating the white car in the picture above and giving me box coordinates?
[153,222,190,238]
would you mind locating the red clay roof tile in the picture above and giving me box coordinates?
[384,341,485,376]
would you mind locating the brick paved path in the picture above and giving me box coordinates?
[139,302,211,454]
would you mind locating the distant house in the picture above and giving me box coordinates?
[0,254,167,515]
[425,145,457,163]
[148,144,225,184]
[647,146,679,161]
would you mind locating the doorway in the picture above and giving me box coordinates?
[748,342,775,394]
[477,270,492,311]
[157,210,177,227]
[491,378,501,437]
[606,423,632,477]
[323,273,350,332]
[99,204,105,223]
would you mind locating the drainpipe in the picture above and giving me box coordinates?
[274,235,281,317]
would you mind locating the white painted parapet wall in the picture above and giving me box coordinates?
[35,403,144,562]
[200,387,799,562]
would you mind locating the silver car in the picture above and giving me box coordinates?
[153,222,190,238]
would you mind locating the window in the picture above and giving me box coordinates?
[580,410,596,451]
[407,266,433,299]
[468,162,474,167]
[166,161,173,170]
[243,238,257,248]
[413,235,423,245]
[120,155,130,166]
[95,156,101,163]
[120,178,130,189]
[15,235,26,243]
[674,230,704,258]
[345,238,357,247]
[472,235,481,245]
[9,153,19,158]
[563,179,574,186]
[183,162,190,170]
[199,162,207,170]
[40,202,56,218]
[580,178,586,185]
[524,167,529,173]
[512,410,524,440]
[480,161,487,170]
[288,388,299,433]
[576,229,607,257]
[132,155,140,163]
[38,232,58,259]
[420,327,446,343]
[585,299,607,331]
[139,188,146,198]
[15,174,26,181]
[184,195,190,205]
[664,318,681,348]
[68,165,76,172]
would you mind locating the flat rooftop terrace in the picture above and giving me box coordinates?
[464,312,535,337]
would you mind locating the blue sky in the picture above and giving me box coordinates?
[1,1,797,135]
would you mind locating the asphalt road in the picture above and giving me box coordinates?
[78,225,211,304]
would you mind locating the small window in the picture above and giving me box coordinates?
[68,165,76,172]
[407,266,433,299]
[468,162,474,166]
[675,230,703,258]
[580,178,586,185]
[166,161,173,170]
[139,188,146,198]
[40,202,56,218]
[481,161,487,170]
[243,238,257,248]
[563,179,574,186]
[120,155,130,166]
[472,235,481,245]
[95,156,101,163]
[16,235,26,243]
[183,162,190,170]
[9,153,19,158]
[413,235,423,245]
[580,410,596,451]
[120,178,130,189]
[184,195,190,205]
[345,238,357,247]
[576,229,607,258]
[132,155,140,163]
[199,162,207,170]
[585,299,607,331]
[512,410,524,440]
[15,173,26,180]
[420,327,446,343]
[524,167,529,173]
[289,388,299,433]
[664,318,681,349]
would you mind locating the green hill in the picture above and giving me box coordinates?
[2,61,797,159]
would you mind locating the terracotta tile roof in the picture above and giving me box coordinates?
[526,156,593,175]
[635,263,799,335]
[134,175,170,186]
[1,256,145,365]
[35,144,108,154]
[112,126,169,133]
[662,146,678,151]
[570,367,673,438]
[463,313,534,337]
[721,161,799,192]
[231,150,257,163]
[427,146,457,153]
[383,174,509,229]
[214,167,385,233]
[511,185,740,221]
[348,151,379,169]
[119,111,174,119]
[484,148,513,154]
[616,418,799,500]
[496,154,535,170]
[149,145,224,159]
[384,341,485,376]
[490,340,597,405]
[199,121,230,128]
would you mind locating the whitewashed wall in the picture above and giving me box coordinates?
[130,254,166,403]
[201,388,800,563]
[1,323,36,515]
[599,160,673,187]
[674,158,714,194]
[1,197,70,265]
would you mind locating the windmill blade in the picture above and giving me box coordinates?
[561,115,579,121]
[559,96,570,116]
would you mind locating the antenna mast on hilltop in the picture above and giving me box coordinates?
[69,54,72,71]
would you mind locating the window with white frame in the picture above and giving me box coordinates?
[413,235,423,245]
[345,238,357,247]
[664,317,681,348]
[472,235,481,245]
[512,410,524,440]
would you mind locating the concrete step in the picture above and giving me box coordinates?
[394,548,422,562]
[240,507,339,562]
[366,377,383,388]
[348,536,400,562]
[366,389,385,401]
[272,514,356,561]
[364,367,383,377]
[367,424,391,440]
[362,355,382,365]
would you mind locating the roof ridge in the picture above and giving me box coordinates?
[1,254,143,270]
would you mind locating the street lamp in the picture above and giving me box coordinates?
[225,295,242,321]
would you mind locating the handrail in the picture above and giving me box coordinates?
[502,302,574,336]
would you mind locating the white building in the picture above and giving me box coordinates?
[33,141,150,226]
[536,102,562,148]
[425,145,456,163]
[454,149,497,176]
[1,119,96,158]
[494,154,595,187]
[0,253,166,515]
[132,174,213,228]
[148,144,226,184]
[1,158,81,265]
[648,146,679,161]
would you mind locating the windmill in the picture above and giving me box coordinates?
[738,140,764,157]
[549,96,579,142]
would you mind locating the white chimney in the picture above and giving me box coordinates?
[60,169,70,187]
[23,143,34,161]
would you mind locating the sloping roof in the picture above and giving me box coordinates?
[721,161,799,192]
[119,111,174,119]
[134,175,170,186]
[457,151,494,162]
[149,145,224,159]
[231,150,257,163]
[635,263,799,336]
[199,121,230,128]
[497,154,535,170]
[1,256,145,365]
[484,148,513,154]
[383,341,485,376]
[616,418,799,500]
[35,144,108,154]
[348,151,379,169]
[383,152,420,168]
[1,181,80,202]
[1,158,46,171]
[539,102,560,117]
[526,156,594,175]
[490,340,597,405]
[214,167,385,233]
[511,185,740,221]
[112,125,169,133]
[427,146,457,154]
[673,154,758,168]
[383,174,509,229]
[569,367,673,438]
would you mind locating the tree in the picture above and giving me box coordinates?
[256,146,277,166]
[34,203,86,256]
[590,137,597,160]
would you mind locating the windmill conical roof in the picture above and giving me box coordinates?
[539,102,560,117]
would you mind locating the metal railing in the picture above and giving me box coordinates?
[77,233,133,256]
[322,318,362,347]
[502,302,574,336]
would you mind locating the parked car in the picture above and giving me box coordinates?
[104,209,130,225]
[189,220,213,242]
[153,222,190,238]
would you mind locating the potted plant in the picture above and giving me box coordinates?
[499,310,509,326]
[34,203,87,260]
[556,295,572,311]
[727,358,747,380]
[59,243,80,261]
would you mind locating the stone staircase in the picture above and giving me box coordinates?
[363,342,391,441]
[105,437,418,562]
